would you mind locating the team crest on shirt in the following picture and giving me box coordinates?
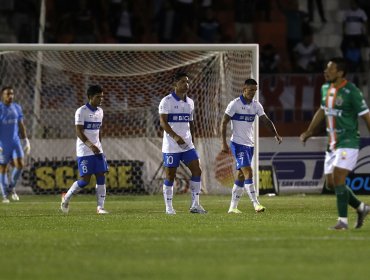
[341,151,347,160]
[335,96,343,106]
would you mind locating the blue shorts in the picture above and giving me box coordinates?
[162,148,199,168]
[77,153,109,177]
[0,140,24,165]
[230,141,254,170]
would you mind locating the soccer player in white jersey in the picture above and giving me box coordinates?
[0,86,31,203]
[61,85,109,214]
[221,79,282,214]
[158,72,207,214]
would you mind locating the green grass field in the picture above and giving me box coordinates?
[1,194,370,280]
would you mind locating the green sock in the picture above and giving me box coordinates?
[345,185,361,209]
[335,184,349,217]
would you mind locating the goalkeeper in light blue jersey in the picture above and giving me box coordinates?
[0,86,31,203]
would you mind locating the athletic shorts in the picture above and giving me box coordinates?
[77,153,109,177]
[324,148,358,174]
[0,140,24,165]
[230,141,254,170]
[162,148,199,168]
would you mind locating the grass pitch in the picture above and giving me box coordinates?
[1,194,370,280]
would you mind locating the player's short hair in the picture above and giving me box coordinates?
[1,86,13,93]
[87,85,103,98]
[244,78,257,86]
[173,72,188,83]
[329,57,347,76]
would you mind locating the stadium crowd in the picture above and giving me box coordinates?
[0,0,370,73]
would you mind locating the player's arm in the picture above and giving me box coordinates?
[300,108,325,144]
[189,120,195,144]
[361,112,370,132]
[75,124,100,154]
[18,120,31,155]
[159,114,185,145]
[259,114,282,144]
[220,113,231,153]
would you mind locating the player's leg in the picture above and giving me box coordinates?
[240,165,265,212]
[0,146,12,202]
[330,148,369,229]
[162,153,180,214]
[228,170,244,213]
[95,153,109,214]
[60,155,93,213]
[183,149,207,214]
[0,164,10,203]
[9,155,25,201]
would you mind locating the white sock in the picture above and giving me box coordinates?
[163,184,174,211]
[338,217,348,224]
[244,182,260,207]
[190,180,201,208]
[64,181,82,203]
[229,184,244,209]
[96,184,106,209]
[357,202,365,212]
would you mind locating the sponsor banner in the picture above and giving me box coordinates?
[259,165,279,195]
[26,159,145,194]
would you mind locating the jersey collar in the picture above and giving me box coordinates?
[240,95,251,105]
[86,102,98,112]
[171,92,187,102]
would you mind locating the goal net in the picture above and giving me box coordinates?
[0,44,258,195]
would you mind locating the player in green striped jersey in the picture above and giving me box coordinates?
[300,57,370,230]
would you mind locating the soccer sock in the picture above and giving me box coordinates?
[335,184,349,221]
[0,173,7,198]
[10,168,22,190]
[64,181,83,203]
[163,180,174,211]
[229,180,244,209]
[345,185,361,209]
[190,176,201,208]
[96,184,106,209]
[244,179,260,207]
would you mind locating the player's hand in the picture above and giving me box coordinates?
[21,138,31,155]
[221,142,230,153]
[275,135,282,144]
[173,134,185,145]
[90,145,101,155]
[0,146,2,153]
[299,131,311,146]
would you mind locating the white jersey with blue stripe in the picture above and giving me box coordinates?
[225,95,265,146]
[75,103,104,157]
[159,92,195,153]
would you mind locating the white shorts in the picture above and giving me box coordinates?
[324,148,359,175]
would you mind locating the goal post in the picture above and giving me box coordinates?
[0,44,259,195]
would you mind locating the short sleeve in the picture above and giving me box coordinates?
[159,97,169,114]
[75,107,84,125]
[352,88,369,116]
[255,101,265,117]
[225,100,236,117]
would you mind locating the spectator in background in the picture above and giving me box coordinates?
[293,33,321,73]
[73,0,99,43]
[277,0,311,68]
[344,39,363,72]
[341,0,368,58]
[154,0,177,43]
[234,0,256,43]
[260,44,280,73]
[198,7,220,43]
[307,0,327,23]
[256,0,271,22]
[114,0,135,43]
